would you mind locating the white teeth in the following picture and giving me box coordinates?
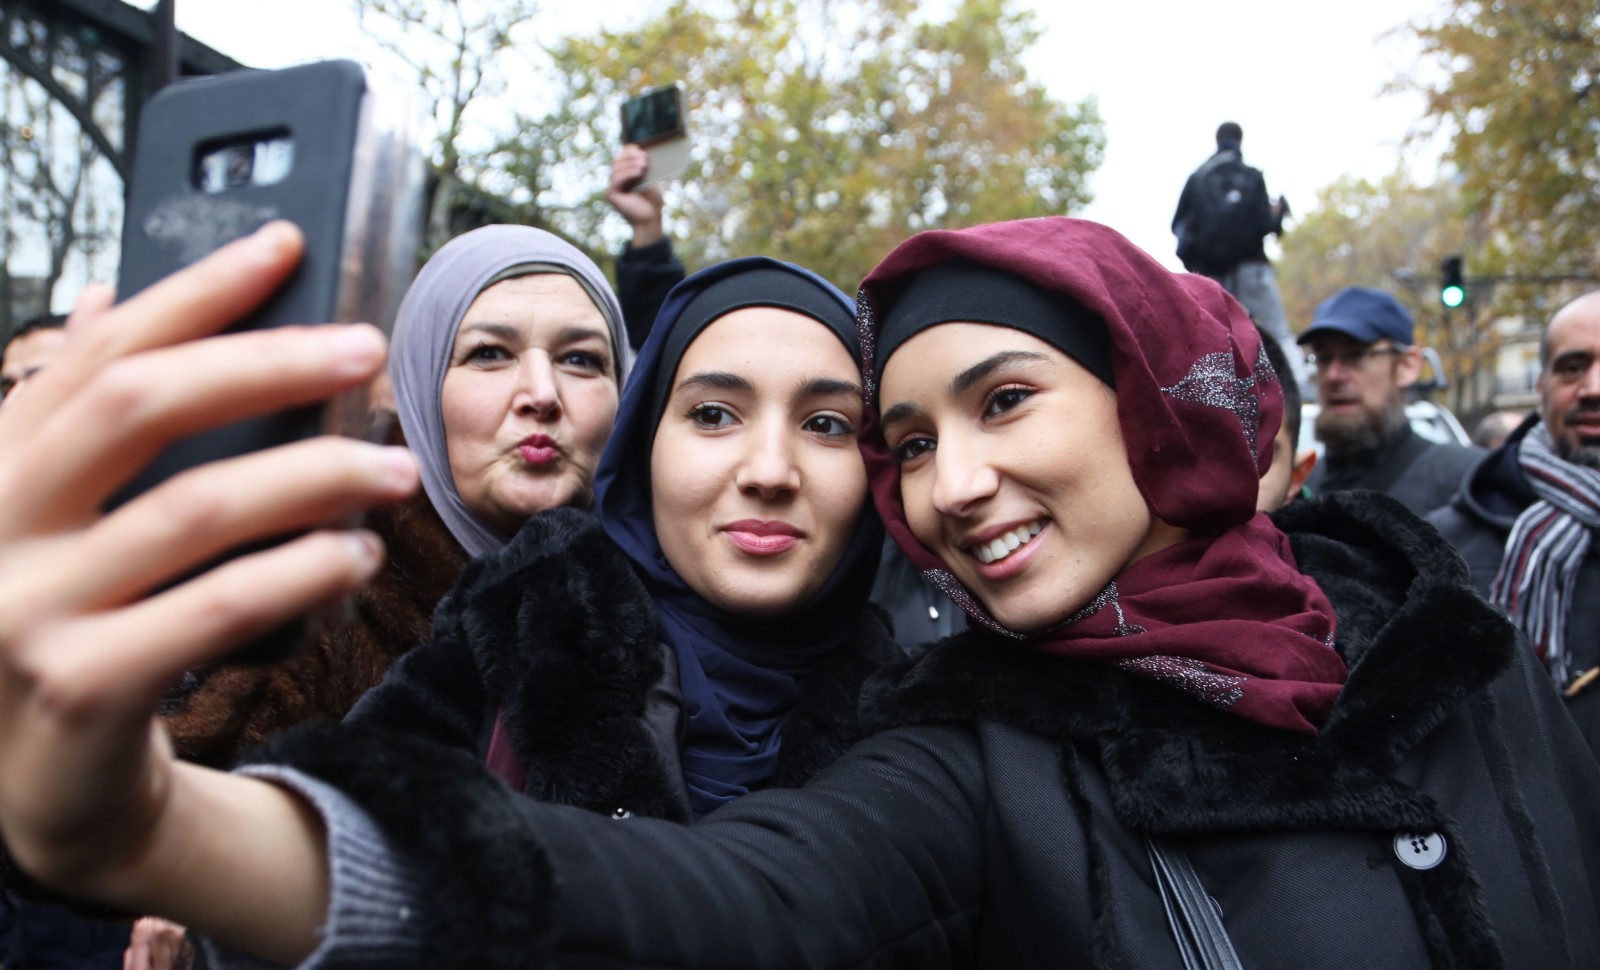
[970,521,1045,565]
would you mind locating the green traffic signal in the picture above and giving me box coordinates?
[1440,255,1465,308]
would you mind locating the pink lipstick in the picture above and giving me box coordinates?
[519,434,559,465]
[723,519,802,556]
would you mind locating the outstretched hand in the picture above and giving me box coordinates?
[0,221,418,961]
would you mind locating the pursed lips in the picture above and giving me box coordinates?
[517,433,560,465]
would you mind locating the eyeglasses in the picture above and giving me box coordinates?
[1302,346,1404,372]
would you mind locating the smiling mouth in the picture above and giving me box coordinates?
[967,520,1045,565]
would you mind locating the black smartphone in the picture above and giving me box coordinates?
[620,83,685,148]
[111,59,426,662]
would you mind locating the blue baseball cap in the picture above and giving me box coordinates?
[1296,286,1413,346]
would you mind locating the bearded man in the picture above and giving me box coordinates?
[1298,286,1480,515]
[1431,290,1600,754]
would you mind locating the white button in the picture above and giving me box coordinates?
[1393,832,1447,870]
[928,606,940,620]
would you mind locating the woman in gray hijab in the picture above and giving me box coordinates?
[390,224,633,556]
[160,225,632,768]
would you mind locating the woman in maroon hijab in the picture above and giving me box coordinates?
[2,219,1598,969]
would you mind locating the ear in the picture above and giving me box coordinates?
[1394,346,1424,389]
[1289,448,1318,497]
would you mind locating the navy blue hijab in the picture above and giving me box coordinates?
[593,257,883,818]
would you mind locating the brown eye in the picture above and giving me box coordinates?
[803,413,854,437]
[893,436,935,463]
[982,386,1033,418]
[464,344,510,365]
[559,350,607,373]
[688,403,735,428]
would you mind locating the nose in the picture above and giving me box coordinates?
[514,353,562,422]
[735,417,801,500]
[929,432,999,519]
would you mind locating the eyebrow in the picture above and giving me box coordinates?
[880,400,923,430]
[676,370,755,394]
[556,325,610,347]
[459,321,520,342]
[796,377,863,400]
[949,350,1052,396]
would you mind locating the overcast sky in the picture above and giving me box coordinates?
[156,0,1451,270]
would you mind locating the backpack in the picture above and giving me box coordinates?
[1175,153,1268,274]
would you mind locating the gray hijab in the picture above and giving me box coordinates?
[390,224,633,557]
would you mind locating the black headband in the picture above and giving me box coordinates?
[876,260,1115,389]
[649,266,859,426]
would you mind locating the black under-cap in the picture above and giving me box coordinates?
[875,259,1115,390]
[649,266,859,427]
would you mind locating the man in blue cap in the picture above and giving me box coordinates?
[1298,286,1481,515]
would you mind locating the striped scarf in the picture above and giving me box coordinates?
[1491,423,1600,686]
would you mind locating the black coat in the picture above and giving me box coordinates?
[257,494,1600,969]
[1428,416,1600,755]
[341,507,899,823]
[613,239,685,351]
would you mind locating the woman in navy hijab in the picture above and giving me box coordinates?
[343,256,894,821]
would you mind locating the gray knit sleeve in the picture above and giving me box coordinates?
[199,766,423,969]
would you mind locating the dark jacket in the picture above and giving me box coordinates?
[1172,149,1281,273]
[1428,415,1600,754]
[1310,422,1482,518]
[0,892,128,970]
[341,507,900,822]
[614,238,686,350]
[870,538,962,651]
[260,492,1600,969]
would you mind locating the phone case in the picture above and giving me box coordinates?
[110,60,424,662]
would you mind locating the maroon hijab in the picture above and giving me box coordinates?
[858,218,1345,734]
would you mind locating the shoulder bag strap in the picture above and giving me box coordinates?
[1146,835,1245,970]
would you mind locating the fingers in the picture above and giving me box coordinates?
[29,529,385,713]
[1,223,303,433]
[7,438,416,624]
[125,917,186,970]
[3,323,388,533]
[608,146,650,195]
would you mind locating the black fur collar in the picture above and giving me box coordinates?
[439,508,687,819]
[862,491,1517,835]
[441,508,899,818]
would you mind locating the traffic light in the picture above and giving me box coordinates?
[1441,256,1466,308]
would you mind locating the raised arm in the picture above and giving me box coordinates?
[248,718,988,968]
[0,222,418,967]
